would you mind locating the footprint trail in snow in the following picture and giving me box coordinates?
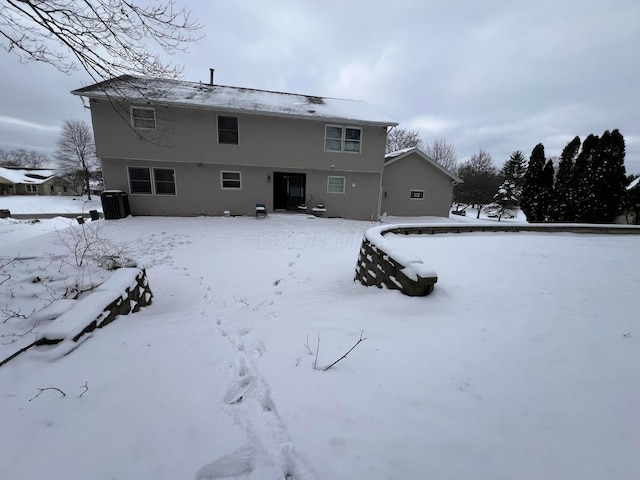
[195,282,318,480]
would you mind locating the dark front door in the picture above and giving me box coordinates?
[273,172,306,210]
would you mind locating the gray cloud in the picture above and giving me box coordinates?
[0,0,638,172]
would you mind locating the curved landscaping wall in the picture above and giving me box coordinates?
[355,223,640,297]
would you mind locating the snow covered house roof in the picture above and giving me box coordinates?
[0,166,56,185]
[627,176,640,191]
[72,75,398,127]
[385,147,462,183]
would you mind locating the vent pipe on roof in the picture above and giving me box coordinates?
[209,68,215,86]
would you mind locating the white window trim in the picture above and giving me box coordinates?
[127,166,176,196]
[410,190,425,200]
[217,115,240,145]
[327,175,346,194]
[221,170,242,190]
[324,125,362,154]
[130,106,157,130]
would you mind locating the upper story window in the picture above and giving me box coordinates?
[131,106,156,130]
[324,125,362,153]
[218,115,239,145]
[410,190,425,200]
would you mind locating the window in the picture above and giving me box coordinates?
[50,185,55,193]
[131,107,156,130]
[218,115,239,145]
[344,127,362,152]
[325,126,343,152]
[410,190,425,199]
[324,125,362,153]
[327,176,345,194]
[128,167,176,195]
[221,171,242,190]
[128,167,152,194]
[153,168,176,195]
[25,184,37,193]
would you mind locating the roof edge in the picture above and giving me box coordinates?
[385,147,462,182]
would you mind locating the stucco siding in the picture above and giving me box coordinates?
[381,153,454,217]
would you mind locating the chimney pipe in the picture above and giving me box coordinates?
[209,68,215,86]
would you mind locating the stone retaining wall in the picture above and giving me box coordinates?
[355,223,640,297]
[0,268,152,366]
[355,236,437,296]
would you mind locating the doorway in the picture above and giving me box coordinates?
[273,172,306,210]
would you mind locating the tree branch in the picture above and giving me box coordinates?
[321,330,367,371]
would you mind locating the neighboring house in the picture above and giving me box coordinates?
[71,74,397,220]
[618,176,640,224]
[381,147,462,217]
[0,166,73,196]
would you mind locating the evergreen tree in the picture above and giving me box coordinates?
[521,143,546,222]
[549,136,580,222]
[500,150,527,200]
[599,129,627,222]
[486,179,518,221]
[572,134,600,222]
[541,159,555,221]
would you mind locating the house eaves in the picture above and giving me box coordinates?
[385,147,463,183]
[72,75,398,128]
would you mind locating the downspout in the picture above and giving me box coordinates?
[376,125,395,221]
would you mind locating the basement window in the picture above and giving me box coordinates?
[128,166,176,195]
[327,175,346,194]
[221,171,242,190]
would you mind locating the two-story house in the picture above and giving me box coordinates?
[72,74,397,220]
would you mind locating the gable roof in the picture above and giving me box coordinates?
[72,75,398,127]
[385,147,462,183]
[0,166,56,185]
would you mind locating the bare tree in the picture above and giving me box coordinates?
[55,120,100,199]
[0,148,49,167]
[0,0,202,81]
[424,138,459,172]
[386,127,424,154]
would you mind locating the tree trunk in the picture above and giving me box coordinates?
[84,168,92,200]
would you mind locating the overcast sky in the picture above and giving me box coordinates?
[1,0,639,173]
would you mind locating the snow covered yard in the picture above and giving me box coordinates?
[1,202,639,479]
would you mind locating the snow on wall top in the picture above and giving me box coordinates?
[0,166,56,185]
[72,75,398,127]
